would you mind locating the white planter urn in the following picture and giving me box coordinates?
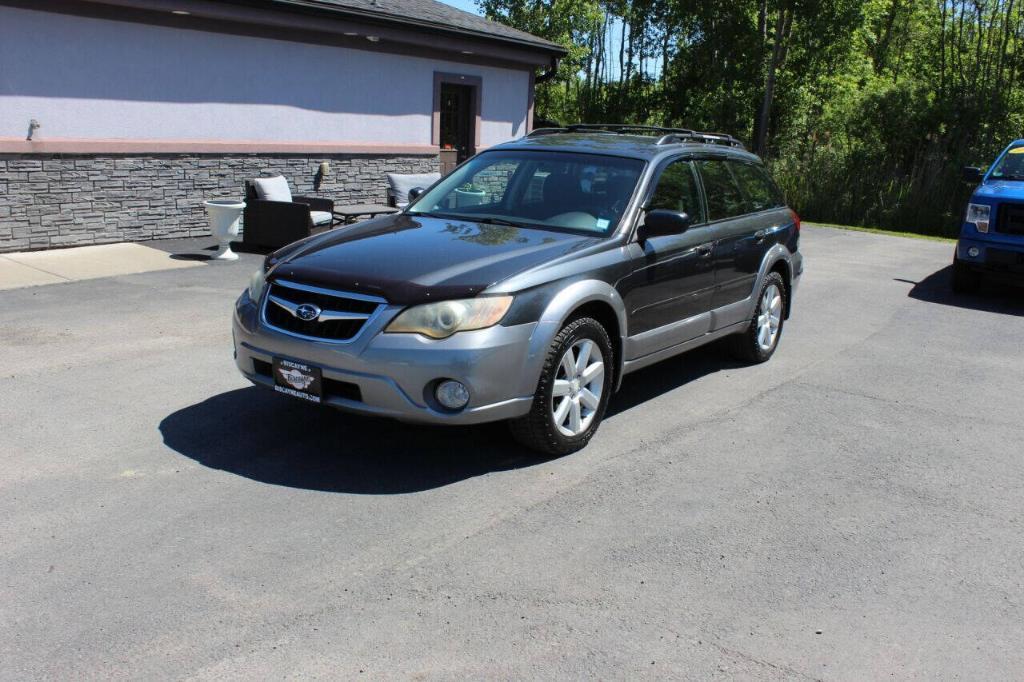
[454,188,486,208]
[203,199,246,261]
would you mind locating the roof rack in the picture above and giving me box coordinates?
[526,123,745,149]
[654,131,745,148]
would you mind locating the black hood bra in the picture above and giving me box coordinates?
[268,213,602,305]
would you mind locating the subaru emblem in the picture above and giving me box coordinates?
[295,303,321,321]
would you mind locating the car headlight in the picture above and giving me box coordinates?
[966,203,991,233]
[385,296,513,339]
[248,268,267,302]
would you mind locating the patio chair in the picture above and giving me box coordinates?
[386,172,441,209]
[242,176,337,249]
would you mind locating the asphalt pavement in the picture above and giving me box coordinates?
[2,226,1023,679]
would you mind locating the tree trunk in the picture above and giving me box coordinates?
[619,17,626,86]
[873,0,903,75]
[754,7,793,157]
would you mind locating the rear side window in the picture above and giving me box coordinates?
[696,159,746,220]
[647,160,705,223]
[730,161,784,212]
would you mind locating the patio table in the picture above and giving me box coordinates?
[332,203,399,224]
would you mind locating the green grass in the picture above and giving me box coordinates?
[804,221,957,242]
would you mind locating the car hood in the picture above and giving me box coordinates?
[974,179,1024,201]
[267,214,603,304]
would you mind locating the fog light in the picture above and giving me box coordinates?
[968,246,980,258]
[435,380,470,410]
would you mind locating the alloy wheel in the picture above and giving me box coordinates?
[550,339,605,437]
[756,283,783,352]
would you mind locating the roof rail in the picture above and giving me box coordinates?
[526,127,569,137]
[525,123,745,148]
[654,131,745,149]
[566,123,698,135]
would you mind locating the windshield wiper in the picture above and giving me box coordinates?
[413,211,526,228]
[472,216,524,227]
[410,211,458,219]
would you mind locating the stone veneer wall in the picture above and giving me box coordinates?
[0,153,439,252]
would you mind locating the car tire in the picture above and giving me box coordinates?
[730,271,787,364]
[951,255,982,294]
[509,316,614,456]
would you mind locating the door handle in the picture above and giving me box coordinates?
[696,243,714,257]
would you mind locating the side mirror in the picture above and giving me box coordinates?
[408,187,426,203]
[962,166,984,183]
[640,209,692,239]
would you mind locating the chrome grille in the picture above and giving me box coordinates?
[261,279,384,342]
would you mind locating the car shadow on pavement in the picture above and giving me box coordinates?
[159,386,549,494]
[606,341,742,417]
[903,265,1024,316]
[160,343,739,494]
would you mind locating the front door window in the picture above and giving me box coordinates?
[647,160,706,223]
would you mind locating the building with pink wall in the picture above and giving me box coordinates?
[0,0,564,251]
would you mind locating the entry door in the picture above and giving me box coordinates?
[621,159,716,354]
[440,83,475,163]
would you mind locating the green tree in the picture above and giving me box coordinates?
[481,0,1024,235]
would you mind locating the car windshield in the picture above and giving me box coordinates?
[989,146,1024,181]
[407,150,646,235]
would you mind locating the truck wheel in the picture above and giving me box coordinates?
[730,272,786,363]
[509,317,613,456]
[951,256,982,294]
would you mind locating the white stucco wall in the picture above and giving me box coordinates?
[0,6,530,147]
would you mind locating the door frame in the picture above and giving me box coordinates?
[621,156,719,355]
[432,72,482,159]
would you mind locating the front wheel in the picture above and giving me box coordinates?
[509,316,614,456]
[731,272,787,363]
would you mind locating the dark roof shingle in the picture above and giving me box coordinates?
[265,0,565,53]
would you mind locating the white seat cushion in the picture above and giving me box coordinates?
[310,211,333,226]
[386,172,441,208]
[253,175,293,203]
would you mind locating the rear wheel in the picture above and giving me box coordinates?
[951,255,982,294]
[509,316,613,456]
[731,272,786,363]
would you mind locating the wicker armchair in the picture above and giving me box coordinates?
[242,177,338,249]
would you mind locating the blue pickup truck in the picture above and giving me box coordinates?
[954,140,1024,292]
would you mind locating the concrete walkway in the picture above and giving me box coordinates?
[0,242,203,290]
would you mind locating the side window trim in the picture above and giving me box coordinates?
[691,156,712,224]
[686,160,709,226]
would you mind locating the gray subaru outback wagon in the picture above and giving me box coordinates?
[233,125,803,455]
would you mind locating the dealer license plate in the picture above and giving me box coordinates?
[272,357,323,403]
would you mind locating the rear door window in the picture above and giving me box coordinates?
[730,161,784,212]
[696,159,746,221]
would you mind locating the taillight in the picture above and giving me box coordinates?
[789,209,801,233]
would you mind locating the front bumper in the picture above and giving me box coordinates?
[957,237,1024,280]
[233,291,540,425]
